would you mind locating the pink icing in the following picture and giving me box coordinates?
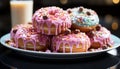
[32,6,71,35]
[10,24,49,51]
[52,33,91,53]
[90,27,113,47]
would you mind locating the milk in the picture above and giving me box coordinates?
[10,1,33,27]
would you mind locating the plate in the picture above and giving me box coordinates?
[0,33,120,59]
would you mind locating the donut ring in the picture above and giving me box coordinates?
[32,6,71,35]
[67,6,99,32]
[86,26,113,49]
[10,23,49,51]
[52,30,91,53]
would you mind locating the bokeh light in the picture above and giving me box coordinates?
[112,0,120,4]
[106,0,113,5]
[60,0,68,5]
[112,22,119,30]
[104,14,113,24]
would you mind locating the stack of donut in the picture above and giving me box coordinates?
[9,6,113,53]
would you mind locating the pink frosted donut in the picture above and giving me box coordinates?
[10,23,49,51]
[32,6,71,35]
[86,25,113,49]
[52,29,91,53]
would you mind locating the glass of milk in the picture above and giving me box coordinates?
[10,0,33,27]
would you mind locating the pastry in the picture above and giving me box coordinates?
[52,29,91,53]
[10,23,49,51]
[32,6,71,35]
[67,6,99,32]
[86,25,113,49]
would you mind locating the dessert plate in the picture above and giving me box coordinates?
[0,33,120,59]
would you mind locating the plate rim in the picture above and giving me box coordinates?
[0,33,120,56]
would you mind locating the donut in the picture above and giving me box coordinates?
[32,6,71,35]
[67,6,99,32]
[86,25,113,49]
[52,29,91,53]
[10,23,49,51]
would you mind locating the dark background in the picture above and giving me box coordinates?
[0,0,120,38]
[0,0,120,69]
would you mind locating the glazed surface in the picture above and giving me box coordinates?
[10,24,49,50]
[89,27,113,47]
[32,6,71,35]
[52,32,91,53]
[68,7,99,27]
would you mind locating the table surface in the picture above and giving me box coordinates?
[0,45,120,69]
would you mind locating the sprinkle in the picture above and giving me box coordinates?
[64,29,71,35]
[13,29,18,34]
[86,11,91,15]
[107,44,112,47]
[28,22,32,24]
[77,18,83,23]
[86,31,94,38]
[79,7,84,12]
[27,34,30,37]
[102,46,107,49]
[67,9,72,14]
[96,25,101,31]
[74,29,80,34]
[5,40,10,44]
[43,15,48,20]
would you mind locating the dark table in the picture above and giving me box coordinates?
[0,44,120,69]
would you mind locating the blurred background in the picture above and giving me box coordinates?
[0,0,120,37]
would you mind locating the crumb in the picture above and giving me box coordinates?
[5,40,10,44]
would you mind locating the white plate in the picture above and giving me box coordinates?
[0,33,120,59]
